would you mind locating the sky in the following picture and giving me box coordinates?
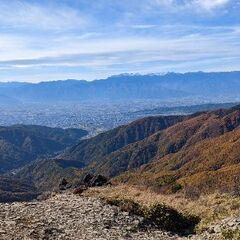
[0,0,240,82]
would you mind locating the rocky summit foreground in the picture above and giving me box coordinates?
[0,192,239,240]
[0,193,178,240]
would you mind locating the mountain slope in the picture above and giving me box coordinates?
[0,176,39,203]
[115,127,240,196]
[16,159,84,191]
[60,115,188,166]
[0,125,88,173]
[16,105,240,195]
[67,107,240,178]
[17,115,189,190]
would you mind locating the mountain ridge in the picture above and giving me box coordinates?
[1,71,240,103]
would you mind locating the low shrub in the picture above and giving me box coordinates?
[107,198,145,216]
[107,198,200,234]
[155,176,183,193]
[143,203,200,234]
[221,229,240,240]
[155,176,175,188]
[171,183,183,193]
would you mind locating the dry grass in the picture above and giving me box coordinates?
[84,185,240,232]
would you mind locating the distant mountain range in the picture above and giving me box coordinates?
[16,105,240,197]
[0,94,20,105]
[1,71,240,103]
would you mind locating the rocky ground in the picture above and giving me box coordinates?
[0,192,239,240]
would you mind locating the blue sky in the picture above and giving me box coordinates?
[0,0,240,82]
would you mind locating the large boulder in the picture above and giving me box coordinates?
[78,174,109,188]
[83,173,94,186]
[59,178,72,191]
[90,175,108,187]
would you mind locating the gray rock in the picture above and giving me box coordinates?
[213,225,221,233]
[0,192,238,240]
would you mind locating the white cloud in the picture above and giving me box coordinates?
[0,27,239,72]
[150,0,230,12]
[193,0,230,10]
[0,1,89,31]
[131,24,157,29]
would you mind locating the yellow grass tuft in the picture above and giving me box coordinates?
[84,185,240,232]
